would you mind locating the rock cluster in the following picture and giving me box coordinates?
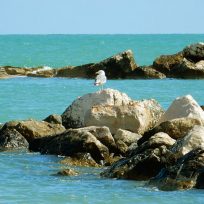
[1,42,204,79]
[1,88,204,191]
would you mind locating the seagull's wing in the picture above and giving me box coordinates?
[95,74,106,86]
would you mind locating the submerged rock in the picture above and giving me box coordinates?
[60,153,100,167]
[62,89,131,129]
[56,168,79,176]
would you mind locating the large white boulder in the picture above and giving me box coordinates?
[171,125,204,158]
[158,95,204,124]
[84,99,164,134]
[62,89,131,128]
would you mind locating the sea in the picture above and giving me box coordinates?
[0,34,204,203]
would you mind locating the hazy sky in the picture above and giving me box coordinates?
[0,0,204,34]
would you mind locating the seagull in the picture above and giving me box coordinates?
[94,70,107,90]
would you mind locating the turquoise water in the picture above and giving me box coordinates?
[1,35,204,203]
[0,34,204,67]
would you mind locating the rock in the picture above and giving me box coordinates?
[75,126,116,152]
[55,50,137,79]
[101,132,174,180]
[172,58,204,79]
[0,128,29,150]
[129,66,166,79]
[183,42,204,62]
[0,68,12,79]
[39,128,109,163]
[171,125,204,158]
[141,117,204,144]
[1,119,65,149]
[62,88,131,129]
[150,148,204,191]
[85,99,164,135]
[3,66,38,76]
[153,52,184,76]
[158,95,204,124]
[60,153,100,167]
[56,168,79,176]
[55,65,90,78]
[44,114,62,124]
[27,69,56,78]
[86,50,138,79]
[113,129,142,154]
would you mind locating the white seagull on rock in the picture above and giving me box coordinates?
[94,70,107,90]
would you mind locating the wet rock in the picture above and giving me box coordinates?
[158,95,204,124]
[60,153,100,167]
[55,50,137,79]
[113,129,142,154]
[101,132,174,180]
[27,69,56,78]
[150,148,204,191]
[3,66,39,76]
[153,52,184,76]
[56,168,79,176]
[85,99,164,135]
[183,42,204,62]
[130,66,166,79]
[86,50,138,79]
[62,89,131,129]
[0,128,29,150]
[2,119,65,149]
[55,65,91,78]
[171,125,204,158]
[172,58,204,79]
[39,128,109,163]
[44,114,62,124]
[141,117,203,144]
[0,68,12,79]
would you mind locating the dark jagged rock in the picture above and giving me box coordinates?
[183,42,204,62]
[153,52,184,76]
[86,50,138,79]
[0,128,29,150]
[37,128,109,163]
[55,50,137,79]
[101,132,175,180]
[44,114,62,124]
[129,66,166,79]
[55,65,88,78]
[149,148,204,191]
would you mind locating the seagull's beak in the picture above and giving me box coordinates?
[95,71,99,75]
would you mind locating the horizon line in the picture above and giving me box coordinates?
[0,33,204,35]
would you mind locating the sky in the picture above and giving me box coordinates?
[0,0,204,34]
